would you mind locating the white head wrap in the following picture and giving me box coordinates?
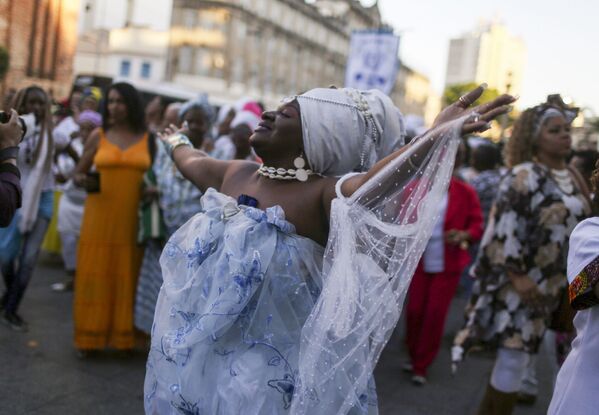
[179,94,215,130]
[291,88,405,176]
[533,107,578,138]
[567,217,599,284]
[231,110,261,131]
[216,104,232,125]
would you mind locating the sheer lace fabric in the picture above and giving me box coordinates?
[145,115,466,414]
[290,118,464,414]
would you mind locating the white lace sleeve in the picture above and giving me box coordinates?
[290,118,466,414]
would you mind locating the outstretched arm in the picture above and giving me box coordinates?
[160,126,234,193]
[338,86,515,198]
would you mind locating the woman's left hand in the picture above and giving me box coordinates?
[432,84,517,135]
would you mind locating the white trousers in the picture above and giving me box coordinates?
[59,231,79,272]
[490,348,530,393]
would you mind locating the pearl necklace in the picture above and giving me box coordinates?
[550,168,574,194]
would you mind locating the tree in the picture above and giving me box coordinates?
[0,47,9,81]
[443,82,500,107]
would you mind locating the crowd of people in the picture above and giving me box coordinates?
[0,79,597,415]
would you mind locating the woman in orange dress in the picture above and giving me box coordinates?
[73,82,149,352]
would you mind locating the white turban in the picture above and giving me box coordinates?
[293,88,405,176]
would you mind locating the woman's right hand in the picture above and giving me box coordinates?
[508,272,541,305]
[158,123,190,143]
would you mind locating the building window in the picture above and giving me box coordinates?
[178,46,193,74]
[195,49,211,76]
[182,9,196,28]
[141,62,152,79]
[120,60,131,77]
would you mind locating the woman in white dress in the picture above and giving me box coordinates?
[548,167,599,415]
[145,85,514,414]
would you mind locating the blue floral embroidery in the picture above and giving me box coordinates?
[232,251,264,303]
[186,238,217,268]
[214,347,234,356]
[243,205,296,234]
[170,395,201,415]
[144,190,349,414]
[267,374,295,409]
[242,330,298,410]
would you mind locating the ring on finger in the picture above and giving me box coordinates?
[458,96,471,107]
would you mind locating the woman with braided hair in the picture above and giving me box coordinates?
[452,96,592,414]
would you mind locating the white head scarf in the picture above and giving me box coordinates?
[533,107,578,138]
[216,104,232,125]
[290,88,405,176]
[567,217,599,284]
[179,94,215,130]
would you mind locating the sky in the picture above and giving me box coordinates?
[87,0,599,115]
[377,0,599,115]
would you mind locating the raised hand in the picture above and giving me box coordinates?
[157,123,187,142]
[158,122,195,158]
[432,84,517,135]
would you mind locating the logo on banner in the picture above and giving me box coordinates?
[345,30,400,95]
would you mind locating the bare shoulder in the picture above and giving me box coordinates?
[223,160,260,181]
[318,175,341,214]
[319,175,340,195]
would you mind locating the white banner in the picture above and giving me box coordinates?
[345,30,400,95]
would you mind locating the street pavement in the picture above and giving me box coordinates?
[0,254,552,414]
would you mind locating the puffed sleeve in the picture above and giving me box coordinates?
[567,219,599,310]
[569,256,599,310]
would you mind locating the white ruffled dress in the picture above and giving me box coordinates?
[144,189,377,414]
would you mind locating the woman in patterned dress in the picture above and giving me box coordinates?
[453,96,591,414]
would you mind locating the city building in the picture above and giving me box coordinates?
[391,64,441,126]
[165,0,382,107]
[445,20,526,96]
[74,0,437,119]
[75,26,169,85]
[75,0,170,86]
[0,0,80,100]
